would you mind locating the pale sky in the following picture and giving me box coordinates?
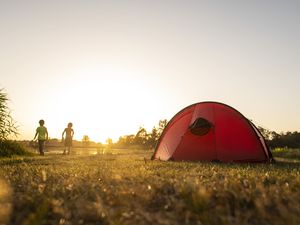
[0,0,299,142]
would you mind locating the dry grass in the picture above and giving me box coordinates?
[0,148,299,225]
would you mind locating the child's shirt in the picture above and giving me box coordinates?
[64,127,74,139]
[36,126,48,140]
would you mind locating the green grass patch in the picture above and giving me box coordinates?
[272,148,300,160]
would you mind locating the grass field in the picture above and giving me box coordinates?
[0,148,299,225]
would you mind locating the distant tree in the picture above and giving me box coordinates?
[82,135,90,146]
[0,89,18,140]
[106,138,113,149]
[134,126,148,145]
[106,138,112,144]
[116,135,135,147]
[147,119,168,149]
[257,126,300,149]
[126,135,134,145]
[113,119,169,149]
[157,119,168,137]
[275,131,300,148]
[257,126,273,140]
[147,127,159,148]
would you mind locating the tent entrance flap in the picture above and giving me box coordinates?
[189,117,212,136]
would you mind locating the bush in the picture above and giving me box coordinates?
[0,89,18,140]
[0,140,32,157]
[271,148,300,160]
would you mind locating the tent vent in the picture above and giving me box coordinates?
[189,117,212,136]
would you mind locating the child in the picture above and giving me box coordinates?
[62,122,74,155]
[33,119,48,155]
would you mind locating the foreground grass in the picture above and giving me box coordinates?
[0,149,299,225]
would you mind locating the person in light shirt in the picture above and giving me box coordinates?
[62,122,74,155]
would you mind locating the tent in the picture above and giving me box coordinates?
[152,102,273,162]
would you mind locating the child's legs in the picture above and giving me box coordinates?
[65,138,72,154]
[67,146,71,154]
[38,140,45,155]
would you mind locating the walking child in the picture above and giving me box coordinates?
[33,119,48,155]
[62,122,74,155]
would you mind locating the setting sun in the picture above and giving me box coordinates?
[14,65,166,142]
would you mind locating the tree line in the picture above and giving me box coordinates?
[45,123,300,150]
[257,126,300,149]
[112,119,168,149]
[111,123,300,150]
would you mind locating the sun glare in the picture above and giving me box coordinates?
[42,66,162,143]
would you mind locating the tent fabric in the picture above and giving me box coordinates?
[152,102,273,163]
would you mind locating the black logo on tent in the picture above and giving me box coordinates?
[189,117,212,136]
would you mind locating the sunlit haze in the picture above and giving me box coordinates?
[1,1,299,142]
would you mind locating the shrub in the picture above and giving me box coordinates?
[0,140,32,157]
[0,89,18,140]
[271,148,300,160]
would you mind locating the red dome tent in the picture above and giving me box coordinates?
[152,102,273,163]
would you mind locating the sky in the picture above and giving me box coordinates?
[0,0,299,142]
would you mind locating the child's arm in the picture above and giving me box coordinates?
[45,129,49,140]
[62,129,66,140]
[33,128,38,140]
[33,131,38,140]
